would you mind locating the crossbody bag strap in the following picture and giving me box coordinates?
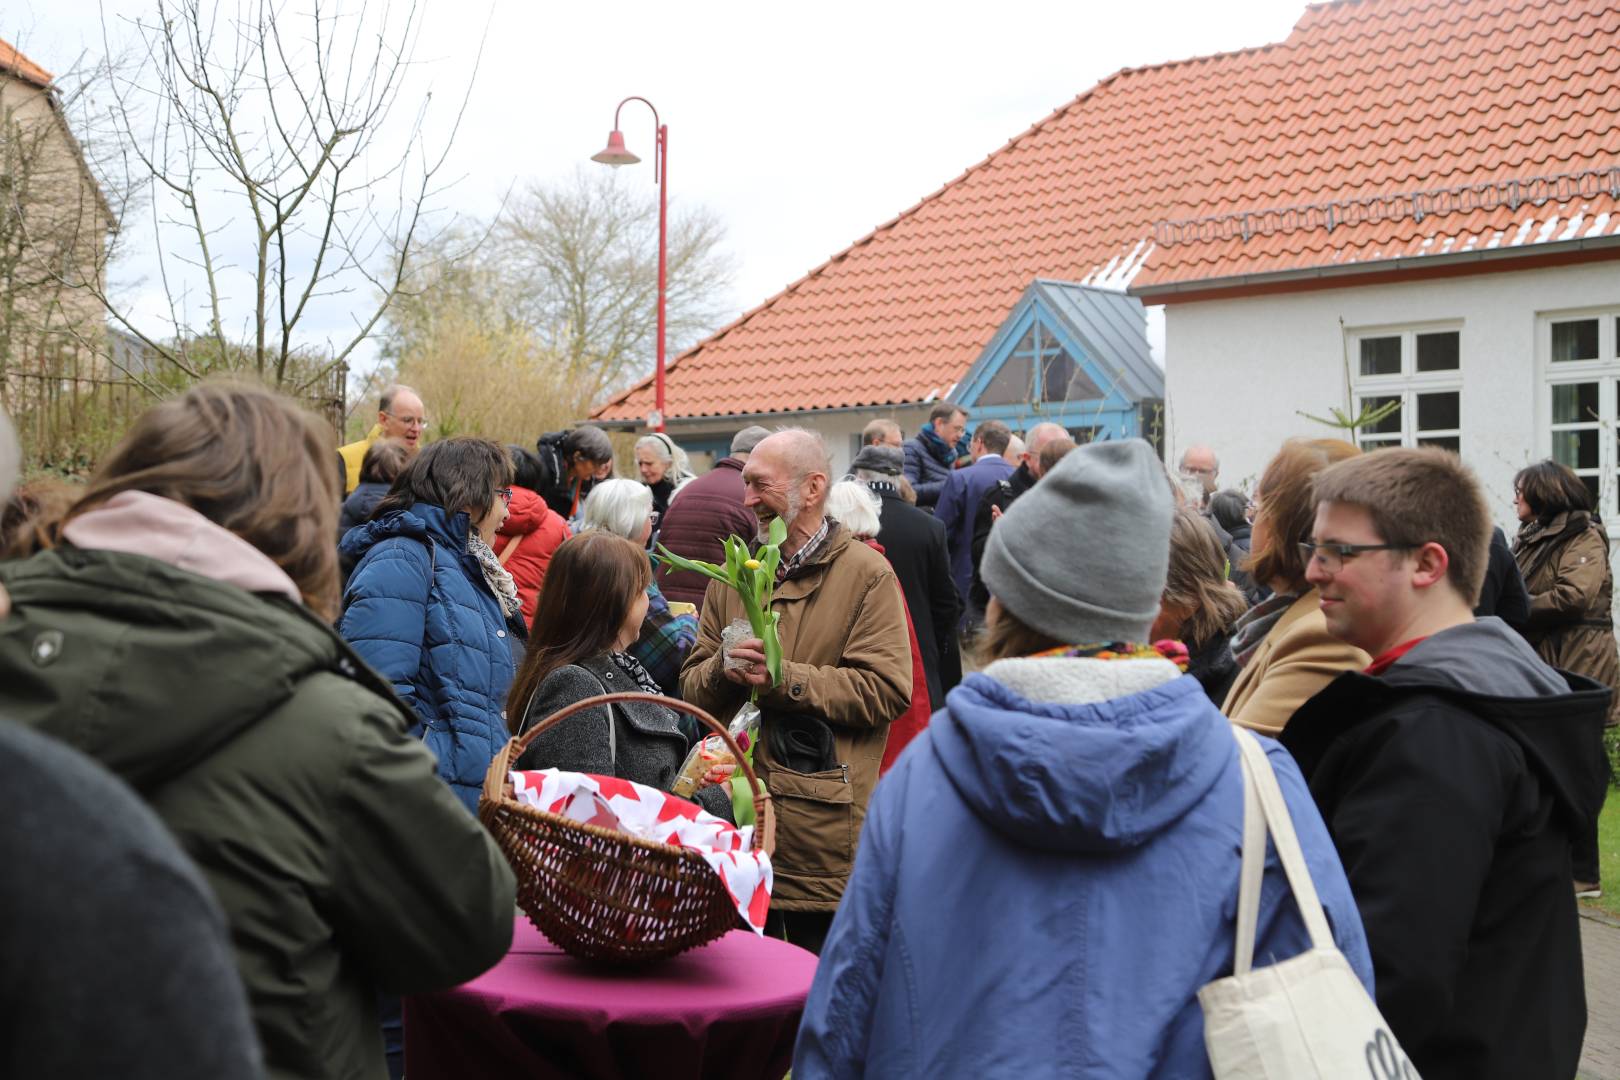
[1232,726,1335,951]
[497,534,521,565]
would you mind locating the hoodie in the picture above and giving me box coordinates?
[794,658,1371,1079]
[0,502,516,1080]
[1280,616,1609,1080]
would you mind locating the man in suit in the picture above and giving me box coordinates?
[851,444,962,703]
[966,422,1069,624]
[934,420,1015,633]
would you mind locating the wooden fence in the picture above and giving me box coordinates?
[4,350,348,477]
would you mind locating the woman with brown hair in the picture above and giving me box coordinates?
[1513,459,1620,897]
[0,381,515,1080]
[1151,507,1249,704]
[1222,438,1370,735]
[509,531,733,820]
[339,436,521,813]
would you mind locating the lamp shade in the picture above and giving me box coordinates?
[590,129,640,166]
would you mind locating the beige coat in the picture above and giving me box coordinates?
[1515,511,1620,726]
[1222,588,1370,736]
[681,523,913,911]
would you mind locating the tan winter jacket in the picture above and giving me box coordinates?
[1514,510,1620,726]
[1223,588,1370,736]
[681,523,913,911]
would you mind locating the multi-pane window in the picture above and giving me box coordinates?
[1543,311,1620,512]
[1348,325,1463,453]
[977,323,1102,407]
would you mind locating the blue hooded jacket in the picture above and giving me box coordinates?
[338,503,516,813]
[794,661,1373,1079]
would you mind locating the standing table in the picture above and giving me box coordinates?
[405,917,817,1079]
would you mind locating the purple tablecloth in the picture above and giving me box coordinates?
[404,917,817,1080]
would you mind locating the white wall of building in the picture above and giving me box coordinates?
[666,403,936,479]
[1164,260,1620,528]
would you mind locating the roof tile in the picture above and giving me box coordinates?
[597,0,1619,422]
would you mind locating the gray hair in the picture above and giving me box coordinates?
[826,480,882,539]
[379,383,419,414]
[579,478,653,541]
[635,433,694,485]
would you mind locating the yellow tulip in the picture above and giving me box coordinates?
[745,559,761,570]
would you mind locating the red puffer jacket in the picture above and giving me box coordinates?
[496,486,571,627]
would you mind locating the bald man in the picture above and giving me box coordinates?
[680,429,911,955]
[337,385,427,494]
[967,422,1069,622]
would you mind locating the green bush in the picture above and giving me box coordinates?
[1606,726,1620,782]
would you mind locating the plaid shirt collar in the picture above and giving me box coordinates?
[777,516,831,582]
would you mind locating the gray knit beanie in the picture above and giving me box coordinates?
[981,438,1172,644]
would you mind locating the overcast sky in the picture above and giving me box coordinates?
[8,0,1307,379]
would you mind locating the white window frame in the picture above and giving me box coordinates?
[1346,321,1464,453]
[1539,307,1620,519]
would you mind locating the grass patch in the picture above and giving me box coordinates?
[1583,785,1620,918]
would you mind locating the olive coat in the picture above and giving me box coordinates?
[1514,510,1620,726]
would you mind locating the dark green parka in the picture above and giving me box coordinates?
[0,546,517,1080]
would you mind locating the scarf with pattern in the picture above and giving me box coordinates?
[468,533,522,618]
[1229,591,1300,669]
[1026,640,1190,670]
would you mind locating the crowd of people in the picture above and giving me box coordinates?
[0,378,1615,1079]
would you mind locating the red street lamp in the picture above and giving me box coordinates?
[592,96,668,433]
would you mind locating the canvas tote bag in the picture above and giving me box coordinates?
[1199,726,1420,1079]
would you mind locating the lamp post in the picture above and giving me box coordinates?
[592,96,668,433]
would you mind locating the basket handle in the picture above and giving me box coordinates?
[483,691,773,850]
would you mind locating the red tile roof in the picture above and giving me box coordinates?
[0,38,53,90]
[595,0,1620,424]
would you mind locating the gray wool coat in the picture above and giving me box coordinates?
[514,654,733,822]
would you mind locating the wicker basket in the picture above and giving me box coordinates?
[478,692,776,964]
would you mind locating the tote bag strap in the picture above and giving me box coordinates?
[1230,726,1336,971]
[1232,743,1268,974]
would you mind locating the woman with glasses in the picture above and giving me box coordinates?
[339,436,521,813]
[1222,438,1370,735]
[573,478,698,698]
[1512,459,1620,897]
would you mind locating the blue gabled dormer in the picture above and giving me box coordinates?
[952,280,1164,447]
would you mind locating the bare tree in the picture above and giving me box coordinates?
[489,168,734,403]
[86,0,479,391]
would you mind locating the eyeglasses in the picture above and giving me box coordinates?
[385,413,430,431]
[1298,540,1415,574]
[495,487,513,505]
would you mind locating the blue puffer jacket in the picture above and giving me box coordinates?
[794,660,1373,1079]
[338,503,517,813]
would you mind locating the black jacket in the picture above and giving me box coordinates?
[1279,618,1608,1080]
[968,463,1037,615]
[870,481,962,702]
[514,655,732,822]
[1473,525,1531,635]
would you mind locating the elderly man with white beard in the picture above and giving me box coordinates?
[679,428,912,955]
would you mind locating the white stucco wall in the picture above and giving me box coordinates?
[1163,259,1620,529]
[665,403,935,479]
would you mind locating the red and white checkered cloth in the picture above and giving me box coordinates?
[510,770,774,934]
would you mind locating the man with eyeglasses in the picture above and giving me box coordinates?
[337,384,427,494]
[1277,447,1608,1080]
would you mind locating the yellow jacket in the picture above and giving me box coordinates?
[337,424,384,494]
